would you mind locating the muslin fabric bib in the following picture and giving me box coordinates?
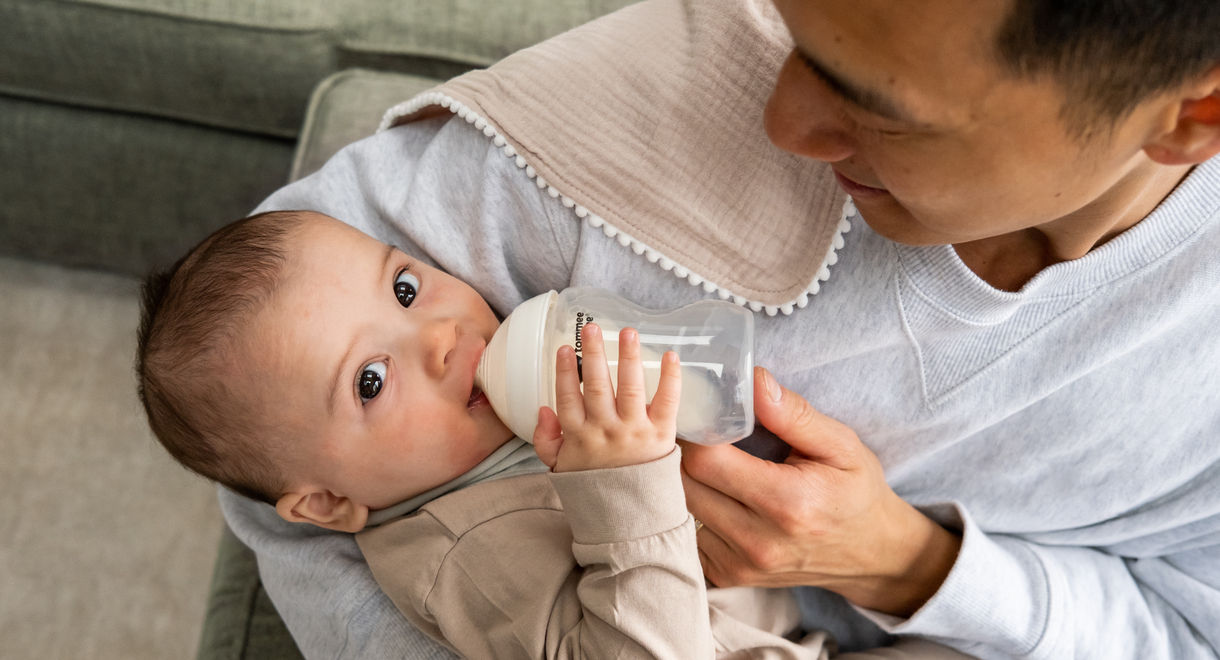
[380,0,851,314]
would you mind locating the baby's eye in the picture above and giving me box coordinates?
[358,361,387,403]
[395,269,420,308]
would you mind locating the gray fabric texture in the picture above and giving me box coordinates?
[221,115,1220,659]
[0,0,639,137]
[0,0,637,276]
[0,92,292,275]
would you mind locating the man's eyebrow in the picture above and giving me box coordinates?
[795,47,925,126]
[326,242,398,415]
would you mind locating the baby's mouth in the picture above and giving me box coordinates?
[467,385,488,409]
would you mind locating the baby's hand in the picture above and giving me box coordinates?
[533,323,681,472]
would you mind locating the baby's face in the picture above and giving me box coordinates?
[246,213,512,509]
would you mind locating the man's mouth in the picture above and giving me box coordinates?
[834,171,889,198]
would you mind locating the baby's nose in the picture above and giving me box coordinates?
[421,319,457,376]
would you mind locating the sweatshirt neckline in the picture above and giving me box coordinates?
[894,157,1220,324]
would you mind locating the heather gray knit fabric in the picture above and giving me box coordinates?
[220,115,1220,659]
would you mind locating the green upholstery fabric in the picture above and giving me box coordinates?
[0,0,638,276]
[197,526,303,660]
[291,69,442,181]
[0,92,294,275]
[0,0,634,137]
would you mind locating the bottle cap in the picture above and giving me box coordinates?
[475,290,558,443]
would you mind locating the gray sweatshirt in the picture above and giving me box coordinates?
[220,114,1220,659]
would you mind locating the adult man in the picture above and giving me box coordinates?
[219,0,1219,656]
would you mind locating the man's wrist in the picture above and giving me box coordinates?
[849,501,962,617]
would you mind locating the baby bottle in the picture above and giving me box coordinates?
[475,288,754,445]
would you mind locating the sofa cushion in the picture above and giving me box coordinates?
[0,0,639,138]
[290,69,441,181]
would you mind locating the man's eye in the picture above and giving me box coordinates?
[358,361,387,403]
[395,269,420,308]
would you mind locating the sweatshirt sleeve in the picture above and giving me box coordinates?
[855,504,1220,659]
[254,113,581,317]
[545,448,715,659]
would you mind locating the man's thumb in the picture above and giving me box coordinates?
[753,367,857,468]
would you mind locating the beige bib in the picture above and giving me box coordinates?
[382,0,851,314]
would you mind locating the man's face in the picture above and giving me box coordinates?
[247,213,511,510]
[766,0,1168,246]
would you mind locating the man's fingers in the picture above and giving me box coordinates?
[680,453,765,544]
[754,367,858,469]
[681,440,790,514]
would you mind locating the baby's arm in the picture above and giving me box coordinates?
[530,323,715,658]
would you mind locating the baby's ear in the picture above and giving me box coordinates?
[275,489,369,533]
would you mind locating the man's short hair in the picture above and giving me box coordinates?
[137,210,310,504]
[996,1,1220,138]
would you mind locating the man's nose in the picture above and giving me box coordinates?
[763,53,856,163]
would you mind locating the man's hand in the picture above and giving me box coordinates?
[533,323,681,472]
[680,367,961,617]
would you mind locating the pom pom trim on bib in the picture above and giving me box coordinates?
[381,92,854,316]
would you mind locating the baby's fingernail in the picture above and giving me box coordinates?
[761,368,782,402]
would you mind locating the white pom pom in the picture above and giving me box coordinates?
[561,196,576,208]
[717,288,731,300]
[547,186,560,198]
[826,251,839,266]
[631,242,646,255]
[817,265,831,281]
[807,281,821,295]
[702,281,717,293]
[732,295,747,306]
[659,258,675,271]
[796,294,810,308]
[764,305,778,316]
[525,165,537,179]
[780,303,794,315]
[574,206,589,218]
[748,301,763,312]
[515,155,527,168]
[645,249,661,263]
[602,224,619,238]
[687,273,703,286]
[492,135,506,147]
[482,125,495,137]
[673,266,689,279]
[474,118,487,130]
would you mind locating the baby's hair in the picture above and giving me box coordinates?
[136,210,312,504]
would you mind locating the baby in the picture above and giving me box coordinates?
[138,209,830,658]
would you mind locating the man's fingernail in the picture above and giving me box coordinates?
[762,368,782,402]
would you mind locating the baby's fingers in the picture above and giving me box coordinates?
[648,350,682,426]
[615,327,648,419]
[554,345,586,430]
[577,323,617,420]
[532,407,563,470]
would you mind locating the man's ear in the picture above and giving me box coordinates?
[275,489,369,533]
[1144,67,1220,166]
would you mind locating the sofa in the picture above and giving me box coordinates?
[0,0,635,277]
[0,1,635,656]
